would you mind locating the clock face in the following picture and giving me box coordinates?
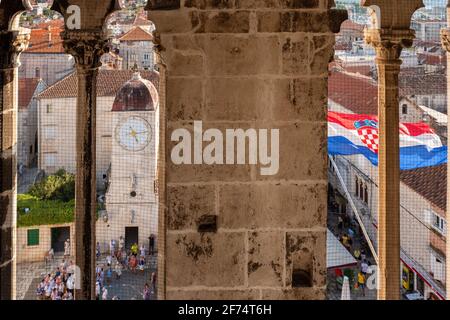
[115,116,152,151]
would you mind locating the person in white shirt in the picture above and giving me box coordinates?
[102,287,108,301]
[140,244,146,258]
[361,260,369,275]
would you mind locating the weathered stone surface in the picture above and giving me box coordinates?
[196,11,250,34]
[204,78,272,121]
[256,122,328,181]
[166,232,246,287]
[270,77,328,121]
[261,287,326,300]
[149,10,201,33]
[310,35,335,75]
[235,0,320,9]
[203,35,280,76]
[167,51,204,76]
[184,0,235,9]
[167,289,261,300]
[258,11,340,33]
[219,183,326,229]
[167,78,204,121]
[281,35,310,76]
[285,230,327,287]
[168,184,216,230]
[248,231,284,286]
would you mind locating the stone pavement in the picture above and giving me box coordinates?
[17,254,158,300]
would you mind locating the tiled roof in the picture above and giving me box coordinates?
[329,67,446,114]
[400,164,447,212]
[399,72,447,96]
[328,68,378,114]
[340,20,365,33]
[19,78,41,109]
[418,53,445,66]
[119,26,153,42]
[37,70,159,99]
[25,23,65,54]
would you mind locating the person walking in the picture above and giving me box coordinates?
[115,262,122,280]
[143,283,151,300]
[357,271,366,297]
[131,242,138,257]
[64,239,71,259]
[149,234,155,256]
[150,272,157,294]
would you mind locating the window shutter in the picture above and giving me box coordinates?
[27,229,40,246]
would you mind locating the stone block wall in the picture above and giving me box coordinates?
[148,0,347,299]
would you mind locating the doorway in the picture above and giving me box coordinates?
[125,227,139,250]
[51,226,70,253]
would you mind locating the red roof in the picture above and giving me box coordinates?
[328,68,378,114]
[119,26,153,42]
[25,24,65,54]
[38,70,159,99]
[401,164,447,212]
[340,20,365,33]
[19,78,41,109]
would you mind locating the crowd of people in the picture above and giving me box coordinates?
[94,236,156,300]
[336,212,372,297]
[36,259,76,300]
[36,235,157,300]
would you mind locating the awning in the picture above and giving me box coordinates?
[327,229,358,269]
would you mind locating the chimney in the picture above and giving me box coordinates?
[47,26,52,46]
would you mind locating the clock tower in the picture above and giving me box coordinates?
[101,70,159,250]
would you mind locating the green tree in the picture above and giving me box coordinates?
[29,169,75,202]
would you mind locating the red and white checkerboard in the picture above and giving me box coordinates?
[357,128,379,154]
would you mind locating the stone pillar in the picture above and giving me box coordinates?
[61,30,109,300]
[362,0,423,300]
[0,30,28,301]
[0,0,31,299]
[51,0,121,300]
[148,0,346,299]
[440,3,450,299]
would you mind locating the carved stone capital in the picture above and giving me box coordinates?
[441,28,450,53]
[0,31,30,69]
[61,30,110,71]
[365,29,415,65]
[361,0,424,30]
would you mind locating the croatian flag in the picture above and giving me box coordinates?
[328,112,447,170]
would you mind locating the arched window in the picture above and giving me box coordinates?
[355,177,359,197]
[364,185,368,204]
[359,181,364,200]
[402,104,408,115]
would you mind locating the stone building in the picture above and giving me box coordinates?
[4,0,445,301]
[118,26,155,70]
[36,69,159,186]
[97,71,159,250]
[19,21,74,86]
[18,78,47,168]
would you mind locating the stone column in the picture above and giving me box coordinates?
[149,0,346,299]
[0,30,29,300]
[362,0,423,300]
[441,5,450,299]
[61,30,109,300]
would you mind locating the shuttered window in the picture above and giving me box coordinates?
[27,229,39,246]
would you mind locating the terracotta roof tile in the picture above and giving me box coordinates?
[25,24,65,54]
[19,78,41,109]
[119,26,153,42]
[37,70,159,99]
[400,164,447,212]
[328,68,378,114]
